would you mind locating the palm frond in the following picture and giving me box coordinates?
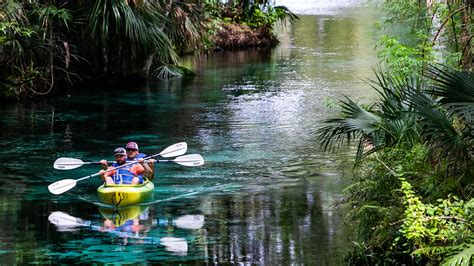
[381,116,420,147]
[274,6,299,24]
[87,0,178,73]
[425,65,474,129]
[152,64,195,80]
[34,6,72,29]
[316,97,381,153]
[365,66,416,118]
[442,242,474,266]
[406,88,470,163]
[163,2,207,54]
[0,1,28,26]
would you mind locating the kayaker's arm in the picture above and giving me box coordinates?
[99,167,116,185]
[99,169,106,181]
[139,158,155,181]
[148,159,155,181]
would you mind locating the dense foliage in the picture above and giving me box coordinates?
[0,0,296,101]
[316,0,473,264]
[378,0,472,77]
[205,0,297,49]
[0,1,75,98]
[322,67,474,265]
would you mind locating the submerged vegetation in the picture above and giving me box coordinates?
[316,0,473,264]
[0,0,297,101]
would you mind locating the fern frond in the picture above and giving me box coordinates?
[442,243,474,266]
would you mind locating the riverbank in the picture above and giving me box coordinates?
[213,23,279,50]
[0,1,296,102]
[314,1,473,264]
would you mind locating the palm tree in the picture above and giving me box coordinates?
[316,66,473,174]
[83,0,213,78]
[86,0,179,78]
[163,1,208,55]
[316,69,420,161]
[409,66,474,171]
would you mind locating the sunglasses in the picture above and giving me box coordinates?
[126,148,137,152]
[114,154,126,157]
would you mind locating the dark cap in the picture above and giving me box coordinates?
[114,147,126,156]
[126,142,139,150]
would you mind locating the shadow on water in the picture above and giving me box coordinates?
[0,3,380,264]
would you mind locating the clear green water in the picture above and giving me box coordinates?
[0,6,380,265]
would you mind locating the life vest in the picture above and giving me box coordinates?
[111,162,144,184]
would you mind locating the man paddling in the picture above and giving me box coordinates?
[100,142,155,181]
[125,142,146,160]
[99,147,148,185]
[125,142,155,180]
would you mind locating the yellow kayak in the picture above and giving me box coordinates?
[99,205,148,226]
[97,180,154,207]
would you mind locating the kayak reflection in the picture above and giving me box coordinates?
[98,206,205,230]
[48,206,204,255]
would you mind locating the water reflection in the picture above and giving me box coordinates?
[0,3,380,265]
[48,206,205,259]
[198,179,348,264]
[277,0,372,15]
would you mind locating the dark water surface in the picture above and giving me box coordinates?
[0,5,380,265]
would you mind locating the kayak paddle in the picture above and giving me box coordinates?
[158,154,204,167]
[53,158,114,170]
[53,142,188,170]
[49,211,204,230]
[48,142,193,195]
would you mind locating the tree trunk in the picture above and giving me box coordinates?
[460,0,472,70]
[141,55,154,78]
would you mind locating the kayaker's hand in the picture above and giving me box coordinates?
[100,159,108,169]
[138,158,145,165]
[148,159,156,166]
[99,170,106,181]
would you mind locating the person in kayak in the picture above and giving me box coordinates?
[100,142,155,181]
[99,147,149,185]
[125,141,155,181]
[125,142,146,160]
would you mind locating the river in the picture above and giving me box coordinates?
[0,1,380,264]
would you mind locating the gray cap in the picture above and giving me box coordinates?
[114,147,126,155]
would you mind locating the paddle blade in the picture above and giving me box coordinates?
[49,211,86,227]
[48,179,78,195]
[173,154,204,167]
[48,211,89,232]
[54,157,84,170]
[174,215,205,229]
[160,237,188,254]
[159,142,187,158]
